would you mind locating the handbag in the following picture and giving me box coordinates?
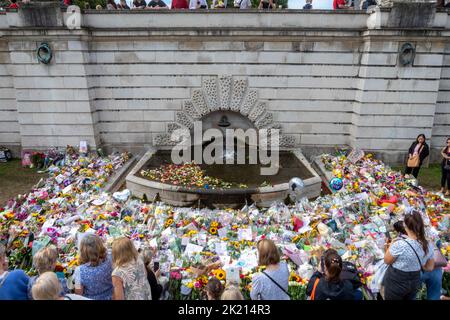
[407,145,423,168]
[434,246,448,268]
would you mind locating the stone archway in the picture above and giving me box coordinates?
[153,75,296,148]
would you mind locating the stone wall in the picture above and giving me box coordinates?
[0,6,449,164]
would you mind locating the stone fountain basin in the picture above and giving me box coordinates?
[126,148,322,208]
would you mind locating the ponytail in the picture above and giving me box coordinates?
[404,211,428,255]
[324,249,342,282]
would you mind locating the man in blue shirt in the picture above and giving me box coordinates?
[0,244,30,300]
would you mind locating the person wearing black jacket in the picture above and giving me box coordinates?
[306,249,356,300]
[405,134,429,179]
[440,137,450,196]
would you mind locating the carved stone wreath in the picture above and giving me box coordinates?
[153,75,297,148]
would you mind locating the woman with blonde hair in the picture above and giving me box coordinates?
[27,245,69,299]
[32,272,89,300]
[221,285,244,300]
[73,234,113,300]
[250,239,290,300]
[112,237,152,300]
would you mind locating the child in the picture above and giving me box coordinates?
[27,246,69,300]
[303,0,312,9]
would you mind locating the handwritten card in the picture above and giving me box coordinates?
[215,241,228,255]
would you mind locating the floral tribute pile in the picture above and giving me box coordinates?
[0,148,449,300]
[140,162,235,189]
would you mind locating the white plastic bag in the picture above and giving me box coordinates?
[368,260,388,294]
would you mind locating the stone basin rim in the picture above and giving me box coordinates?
[126,148,321,196]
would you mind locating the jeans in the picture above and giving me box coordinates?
[421,269,443,300]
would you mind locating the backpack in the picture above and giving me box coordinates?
[340,261,362,289]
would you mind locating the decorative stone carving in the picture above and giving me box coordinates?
[218,75,232,110]
[175,111,194,129]
[230,78,247,112]
[153,75,298,149]
[202,77,219,111]
[248,102,266,123]
[192,89,209,116]
[153,133,178,146]
[280,135,296,148]
[240,90,257,117]
[255,112,274,129]
[167,122,182,134]
[183,100,201,120]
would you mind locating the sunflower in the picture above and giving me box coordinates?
[209,227,217,235]
[289,273,301,282]
[211,221,219,228]
[37,216,46,224]
[164,218,174,228]
[215,269,226,281]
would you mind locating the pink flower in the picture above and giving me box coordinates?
[194,281,202,289]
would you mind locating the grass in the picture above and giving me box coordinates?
[391,163,443,191]
[0,159,46,207]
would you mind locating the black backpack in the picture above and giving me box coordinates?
[340,261,362,289]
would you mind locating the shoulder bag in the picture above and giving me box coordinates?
[407,145,424,168]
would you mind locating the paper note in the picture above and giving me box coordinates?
[218,227,228,239]
[215,241,228,255]
[185,243,203,258]
[238,227,252,241]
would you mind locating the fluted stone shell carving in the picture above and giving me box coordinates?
[153,75,297,149]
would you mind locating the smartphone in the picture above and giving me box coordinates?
[153,261,160,271]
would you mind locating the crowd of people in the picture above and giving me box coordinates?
[3,0,450,11]
[0,209,447,300]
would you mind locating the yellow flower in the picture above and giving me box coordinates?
[211,221,219,228]
[124,216,132,223]
[31,213,39,217]
[186,282,194,289]
[214,269,226,281]
[37,216,46,224]
[5,212,14,220]
[165,218,174,228]
[209,227,218,235]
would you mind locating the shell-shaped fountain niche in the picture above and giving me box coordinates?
[126,75,322,208]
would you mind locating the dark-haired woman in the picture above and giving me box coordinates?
[383,211,434,300]
[306,249,355,300]
[439,138,450,196]
[405,134,429,179]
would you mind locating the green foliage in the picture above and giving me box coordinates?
[75,0,106,9]
[0,0,10,9]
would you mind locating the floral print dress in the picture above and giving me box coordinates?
[112,259,152,300]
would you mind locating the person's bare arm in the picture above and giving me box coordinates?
[112,276,125,300]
